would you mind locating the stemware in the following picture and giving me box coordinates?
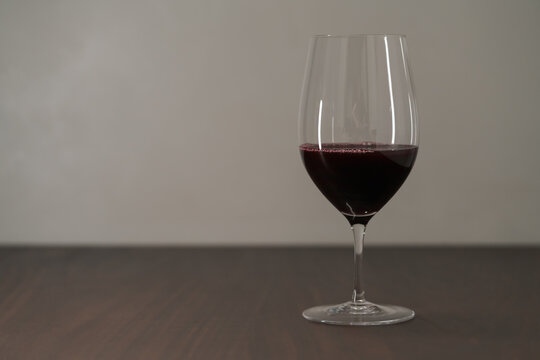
[298,34,419,325]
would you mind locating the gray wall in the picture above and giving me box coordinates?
[1,0,539,246]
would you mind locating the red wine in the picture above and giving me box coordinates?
[300,143,418,225]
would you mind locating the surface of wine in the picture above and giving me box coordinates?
[300,143,418,225]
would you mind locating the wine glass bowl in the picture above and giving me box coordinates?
[298,34,418,325]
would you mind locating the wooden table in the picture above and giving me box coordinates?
[0,247,538,359]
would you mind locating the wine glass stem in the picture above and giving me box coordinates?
[352,223,367,303]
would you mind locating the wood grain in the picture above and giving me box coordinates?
[0,247,538,359]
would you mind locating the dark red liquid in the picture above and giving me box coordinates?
[300,143,418,225]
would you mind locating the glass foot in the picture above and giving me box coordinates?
[303,300,414,326]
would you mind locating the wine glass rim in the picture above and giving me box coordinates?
[312,34,406,38]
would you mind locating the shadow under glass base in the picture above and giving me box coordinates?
[303,300,414,326]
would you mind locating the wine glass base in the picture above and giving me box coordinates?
[303,300,414,326]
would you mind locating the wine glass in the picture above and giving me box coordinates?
[298,34,419,325]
